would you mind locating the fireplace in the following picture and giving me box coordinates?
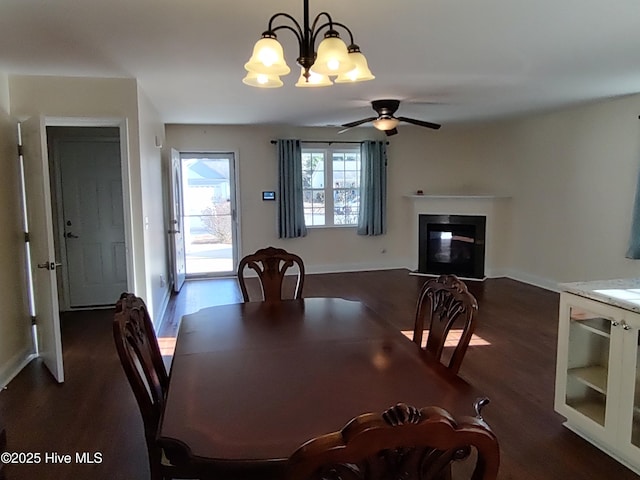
[418,214,486,279]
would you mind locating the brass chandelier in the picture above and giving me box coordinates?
[243,0,374,88]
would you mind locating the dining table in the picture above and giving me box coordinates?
[157,297,487,478]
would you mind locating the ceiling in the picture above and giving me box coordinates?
[2,0,640,128]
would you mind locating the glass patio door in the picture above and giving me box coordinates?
[180,152,238,276]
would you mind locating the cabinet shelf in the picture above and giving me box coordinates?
[568,366,608,394]
[557,291,640,474]
[567,399,606,426]
[570,317,611,338]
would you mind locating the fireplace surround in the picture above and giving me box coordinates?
[418,214,486,279]
[406,193,511,279]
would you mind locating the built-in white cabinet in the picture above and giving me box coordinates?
[555,291,640,474]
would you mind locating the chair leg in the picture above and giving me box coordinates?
[148,453,164,480]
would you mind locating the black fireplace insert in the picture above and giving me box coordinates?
[418,214,486,279]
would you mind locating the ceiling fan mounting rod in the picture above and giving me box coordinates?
[372,99,400,116]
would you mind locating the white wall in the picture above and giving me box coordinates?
[167,94,640,289]
[506,94,640,286]
[137,87,170,320]
[0,73,34,388]
[0,74,173,386]
[8,75,151,310]
[165,123,516,273]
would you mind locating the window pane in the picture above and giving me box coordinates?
[303,152,325,188]
[332,151,360,225]
[334,189,359,225]
[184,212,233,273]
[302,147,360,227]
[302,151,326,226]
[303,189,325,226]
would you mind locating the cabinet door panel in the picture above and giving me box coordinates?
[617,322,640,457]
[555,294,622,443]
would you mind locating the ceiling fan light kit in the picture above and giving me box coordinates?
[373,116,400,131]
[243,0,374,88]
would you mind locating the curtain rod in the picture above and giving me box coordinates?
[270,140,389,145]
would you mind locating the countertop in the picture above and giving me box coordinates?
[560,278,640,313]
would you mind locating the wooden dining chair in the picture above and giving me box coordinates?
[0,419,6,480]
[113,293,194,480]
[237,246,305,302]
[286,401,499,480]
[412,275,479,375]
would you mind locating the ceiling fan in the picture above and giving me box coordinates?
[339,99,441,136]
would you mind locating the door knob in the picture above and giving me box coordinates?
[65,232,79,239]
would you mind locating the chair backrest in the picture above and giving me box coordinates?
[237,246,305,302]
[412,274,478,375]
[113,293,168,447]
[286,402,499,480]
[0,419,6,480]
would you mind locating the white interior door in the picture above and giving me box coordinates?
[57,138,127,307]
[20,117,64,383]
[169,148,186,291]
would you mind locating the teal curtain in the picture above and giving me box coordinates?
[277,139,307,239]
[357,141,387,236]
[627,165,640,258]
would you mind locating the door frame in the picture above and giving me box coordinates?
[46,117,134,305]
[50,132,124,310]
[178,150,241,278]
[168,148,186,292]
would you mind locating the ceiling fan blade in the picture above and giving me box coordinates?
[385,128,398,137]
[341,117,377,129]
[397,117,441,130]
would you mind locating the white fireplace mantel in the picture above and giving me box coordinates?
[405,193,512,278]
[404,194,512,200]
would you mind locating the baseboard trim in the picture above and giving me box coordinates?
[562,422,640,476]
[408,271,487,282]
[503,269,560,292]
[305,261,409,275]
[0,350,37,390]
[154,286,172,332]
[177,262,561,293]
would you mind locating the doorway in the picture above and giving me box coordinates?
[48,127,128,308]
[19,117,133,383]
[179,152,238,276]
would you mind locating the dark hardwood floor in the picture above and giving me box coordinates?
[0,269,638,479]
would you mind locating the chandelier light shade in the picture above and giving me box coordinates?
[335,47,375,83]
[295,68,333,87]
[244,36,291,76]
[243,0,373,88]
[373,116,400,131]
[311,34,355,75]
[242,71,284,88]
